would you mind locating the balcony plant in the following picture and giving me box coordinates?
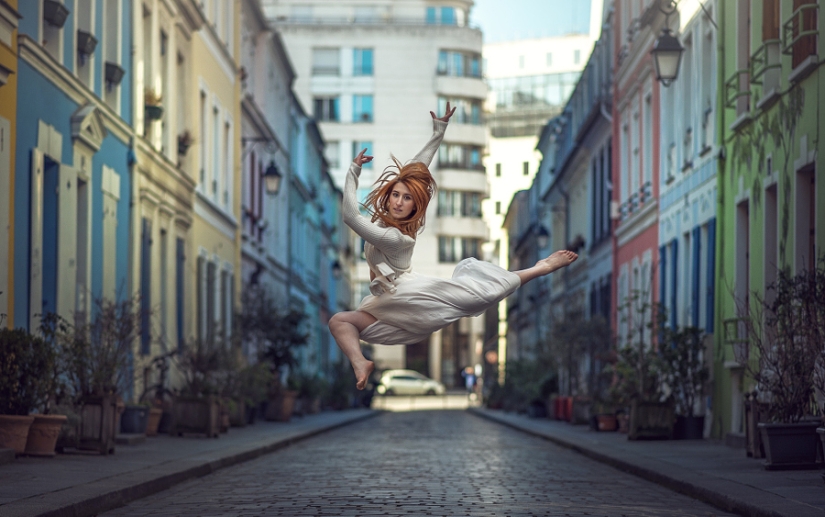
[144,88,163,121]
[177,130,194,156]
[660,325,710,439]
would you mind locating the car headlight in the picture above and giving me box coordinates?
[377,385,386,394]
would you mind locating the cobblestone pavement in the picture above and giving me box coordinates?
[103,411,736,516]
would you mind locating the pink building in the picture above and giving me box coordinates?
[611,1,666,340]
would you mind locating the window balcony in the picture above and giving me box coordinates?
[750,40,782,108]
[782,2,819,81]
[725,69,751,130]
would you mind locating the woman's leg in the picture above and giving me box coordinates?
[514,249,579,285]
[329,310,378,390]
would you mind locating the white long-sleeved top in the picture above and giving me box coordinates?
[343,119,448,283]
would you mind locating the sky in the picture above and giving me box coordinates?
[470,0,592,43]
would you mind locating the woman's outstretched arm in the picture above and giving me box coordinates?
[411,103,456,166]
[342,150,412,251]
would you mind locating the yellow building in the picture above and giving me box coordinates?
[188,0,242,348]
[0,0,19,326]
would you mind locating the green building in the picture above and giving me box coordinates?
[714,0,823,442]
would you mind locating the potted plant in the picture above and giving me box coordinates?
[236,362,272,424]
[177,130,193,156]
[170,337,225,437]
[46,297,142,455]
[661,325,710,439]
[237,286,308,422]
[613,291,673,441]
[138,349,177,436]
[292,371,327,416]
[742,259,824,469]
[144,89,163,121]
[0,326,64,456]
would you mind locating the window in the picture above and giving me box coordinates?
[437,190,482,217]
[789,0,818,69]
[438,144,484,170]
[353,95,374,122]
[495,201,501,214]
[353,48,373,76]
[313,96,340,121]
[438,97,482,125]
[352,141,373,169]
[439,236,481,262]
[437,50,482,77]
[523,161,529,176]
[312,48,340,76]
[426,6,460,25]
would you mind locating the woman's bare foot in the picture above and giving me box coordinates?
[353,360,375,390]
[538,250,578,274]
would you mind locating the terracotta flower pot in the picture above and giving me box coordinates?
[25,415,68,457]
[146,407,162,436]
[597,414,618,432]
[0,415,35,455]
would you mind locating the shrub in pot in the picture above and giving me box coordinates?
[170,337,227,437]
[236,286,309,422]
[660,326,710,440]
[0,327,61,455]
[42,298,142,455]
[741,259,824,469]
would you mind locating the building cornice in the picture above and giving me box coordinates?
[18,35,133,145]
[615,199,658,247]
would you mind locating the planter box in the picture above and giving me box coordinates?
[120,405,149,434]
[744,396,767,458]
[758,422,821,470]
[265,391,297,422]
[0,415,35,455]
[628,400,674,440]
[673,415,705,440]
[61,395,118,455]
[170,397,220,437]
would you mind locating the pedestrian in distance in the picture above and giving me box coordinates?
[329,103,578,390]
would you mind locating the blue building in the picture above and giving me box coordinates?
[14,0,133,331]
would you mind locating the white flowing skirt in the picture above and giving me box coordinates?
[358,258,521,345]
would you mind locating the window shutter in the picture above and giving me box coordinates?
[670,239,678,329]
[176,238,185,350]
[706,218,716,333]
[659,245,667,320]
[197,256,205,342]
[140,218,152,355]
[692,226,701,328]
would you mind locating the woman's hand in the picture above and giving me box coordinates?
[430,101,456,123]
[354,148,373,167]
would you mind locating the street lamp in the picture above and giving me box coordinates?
[536,224,550,249]
[263,161,282,195]
[651,27,685,87]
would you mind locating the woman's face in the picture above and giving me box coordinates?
[388,182,416,220]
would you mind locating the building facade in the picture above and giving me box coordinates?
[14,0,134,342]
[0,0,19,326]
[714,0,822,441]
[264,0,488,387]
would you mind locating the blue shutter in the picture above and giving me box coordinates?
[692,226,701,328]
[670,239,678,329]
[659,244,667,318]
[140,218,152,355]
[706,218,716,334]
[176,238,185,351]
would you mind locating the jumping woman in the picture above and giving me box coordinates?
[329,104,578,390]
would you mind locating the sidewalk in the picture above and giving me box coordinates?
[0,409,378,517]
[469,407,824,517]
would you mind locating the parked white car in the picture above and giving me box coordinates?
[376,369,445,396]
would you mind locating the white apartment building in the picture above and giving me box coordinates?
[262,0,487,387]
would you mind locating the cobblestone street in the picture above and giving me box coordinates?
[103,411,735,516]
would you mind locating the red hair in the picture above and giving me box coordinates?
[362,156,437,237]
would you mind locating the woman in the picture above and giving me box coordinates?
[330,103,578,390]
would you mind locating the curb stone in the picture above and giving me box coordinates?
[468,407,821,517]
[3,410,381,517]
